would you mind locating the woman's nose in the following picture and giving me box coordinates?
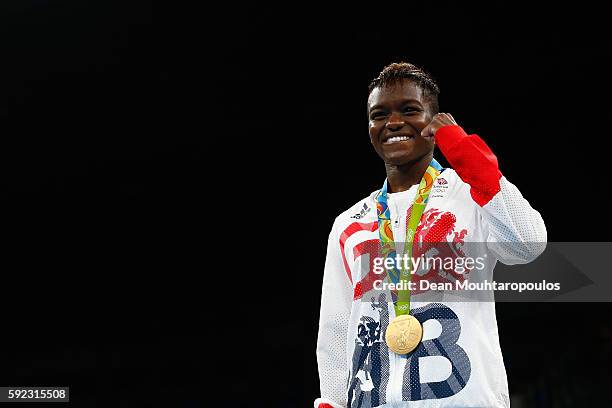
[385,113,405,130]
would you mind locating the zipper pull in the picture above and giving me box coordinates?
[392,216,400,229]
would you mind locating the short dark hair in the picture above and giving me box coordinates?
[368,62,440,113]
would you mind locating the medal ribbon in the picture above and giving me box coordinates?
[376,159,443,317]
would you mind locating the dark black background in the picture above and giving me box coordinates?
[1,1,611,407]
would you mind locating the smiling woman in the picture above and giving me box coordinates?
[368,81,435,169]
[314,61,547,408]
[366,63,455,194]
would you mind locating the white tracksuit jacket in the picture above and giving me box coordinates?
[315,125,547,408]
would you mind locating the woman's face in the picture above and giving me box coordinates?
[368,80,435,166]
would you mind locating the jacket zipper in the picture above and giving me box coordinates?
[388,212,402,403]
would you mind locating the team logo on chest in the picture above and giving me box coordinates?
[430,177,449,198]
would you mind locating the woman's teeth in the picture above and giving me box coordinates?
[385,136,413,144]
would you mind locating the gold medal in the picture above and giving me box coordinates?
[385,314,423,355]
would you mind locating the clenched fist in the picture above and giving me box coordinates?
[421,113,458,140]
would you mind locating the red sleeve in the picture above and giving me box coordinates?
[434,125,502,207]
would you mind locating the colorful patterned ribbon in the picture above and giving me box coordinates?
[376,159,443,317]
